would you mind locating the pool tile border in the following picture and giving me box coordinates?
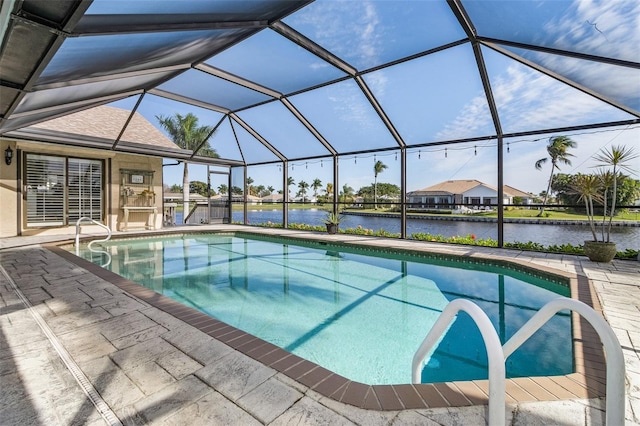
[48,234,607,411]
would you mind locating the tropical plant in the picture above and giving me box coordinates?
[325,182,334,197]
[571,145,637,262]
[287,177,295,195]
[590,144,638,242]
[297,180,309,202]
[189,180,212,197]
[322,211,343,225]
[358,183,400,200]
[157,113,215,222]
[535,136,577,217]
[246,176,255,196]
[340,184,355,204]
[312,178,322,199]
[373,160,388,210]
[573,173,603,242]
[267,185,275,195]
[217,184,228,194]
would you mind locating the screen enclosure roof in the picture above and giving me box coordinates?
[1,0,638,167]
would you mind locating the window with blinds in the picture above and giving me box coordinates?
[68,158,103,222]
[25,154,66,227]
[25,154,103,227]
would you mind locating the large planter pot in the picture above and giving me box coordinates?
[583,240,617,263]
[326,223,338,234]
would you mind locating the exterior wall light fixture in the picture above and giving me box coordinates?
[4,146,13,165]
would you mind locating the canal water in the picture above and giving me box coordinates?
[176,209,639,252]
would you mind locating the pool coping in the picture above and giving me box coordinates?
[48,229,607,411]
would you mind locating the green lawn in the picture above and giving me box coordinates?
[235,203,331,212]
[345,207,640,222]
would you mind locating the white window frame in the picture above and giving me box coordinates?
[24,153,104,228]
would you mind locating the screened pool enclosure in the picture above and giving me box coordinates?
[1,0,638,244]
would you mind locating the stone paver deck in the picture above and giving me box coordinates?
[1,224,638,425]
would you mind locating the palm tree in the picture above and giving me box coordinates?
[341,184,354,204]
[267,185,275,195]
[246,176,255,196]
[157,113,215,222]
[325,182,333,196]
[373,160,388,210]
[573,173,601,241]
[287,177,295,196]
[217,184,228,195]
[592,144,638,241]
[534,136,576,217]
[311,178,322,200]
[297,180,309,203]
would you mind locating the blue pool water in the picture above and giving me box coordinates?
[74,233,573,385]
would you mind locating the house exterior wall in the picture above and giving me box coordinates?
[0,137,163,238]
[462,186,509,206]
[112,154,163,232]
[0,140,19,238]
[406,194,454,208]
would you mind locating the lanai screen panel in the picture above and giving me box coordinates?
[496,45,640,113]
[364,43,495,145]
[236,101,330,160]
[1,0,639,167]
[283,0,467,70]
[463,0,640,64]
[29,98,141,143]
[481,47,635,134]
[158,69,274,111]
[203,118,244,162]
[2,101,112,137]
[35,30,249,87]
[205,28,347,95]
[121,94,223,153]
[78,0,305,24]
[288,79,398,154]
[12,70,176,117]
[231,121,282,164]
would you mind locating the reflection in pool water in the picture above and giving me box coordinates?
[74,233,573,385]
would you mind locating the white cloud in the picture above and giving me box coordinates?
[534,0,640,107]
[290,0,382,69]
[436,60,631,142]
[545,0,640,62]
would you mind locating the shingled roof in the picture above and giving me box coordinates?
[409,180,486,195]
[408,180,531,198]
[32,105,178,149]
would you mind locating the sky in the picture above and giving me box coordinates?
[164,124,640,195]
[94,0,638,196]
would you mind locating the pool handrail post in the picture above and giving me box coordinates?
[502,297,625,426]
[412,299,506,426]
[75,217,112,254]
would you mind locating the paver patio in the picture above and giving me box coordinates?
[1,225,638,425]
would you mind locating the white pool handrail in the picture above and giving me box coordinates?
[413,297,625,426]
[75,217,111,253]
[503,297,625,426]
[412,298,506,426]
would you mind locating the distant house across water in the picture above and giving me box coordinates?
[407,180,533,210]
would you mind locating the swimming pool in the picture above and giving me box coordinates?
[73,232,573,385]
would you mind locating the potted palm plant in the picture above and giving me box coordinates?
[573,145,638,262]
[322,211,343,234]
